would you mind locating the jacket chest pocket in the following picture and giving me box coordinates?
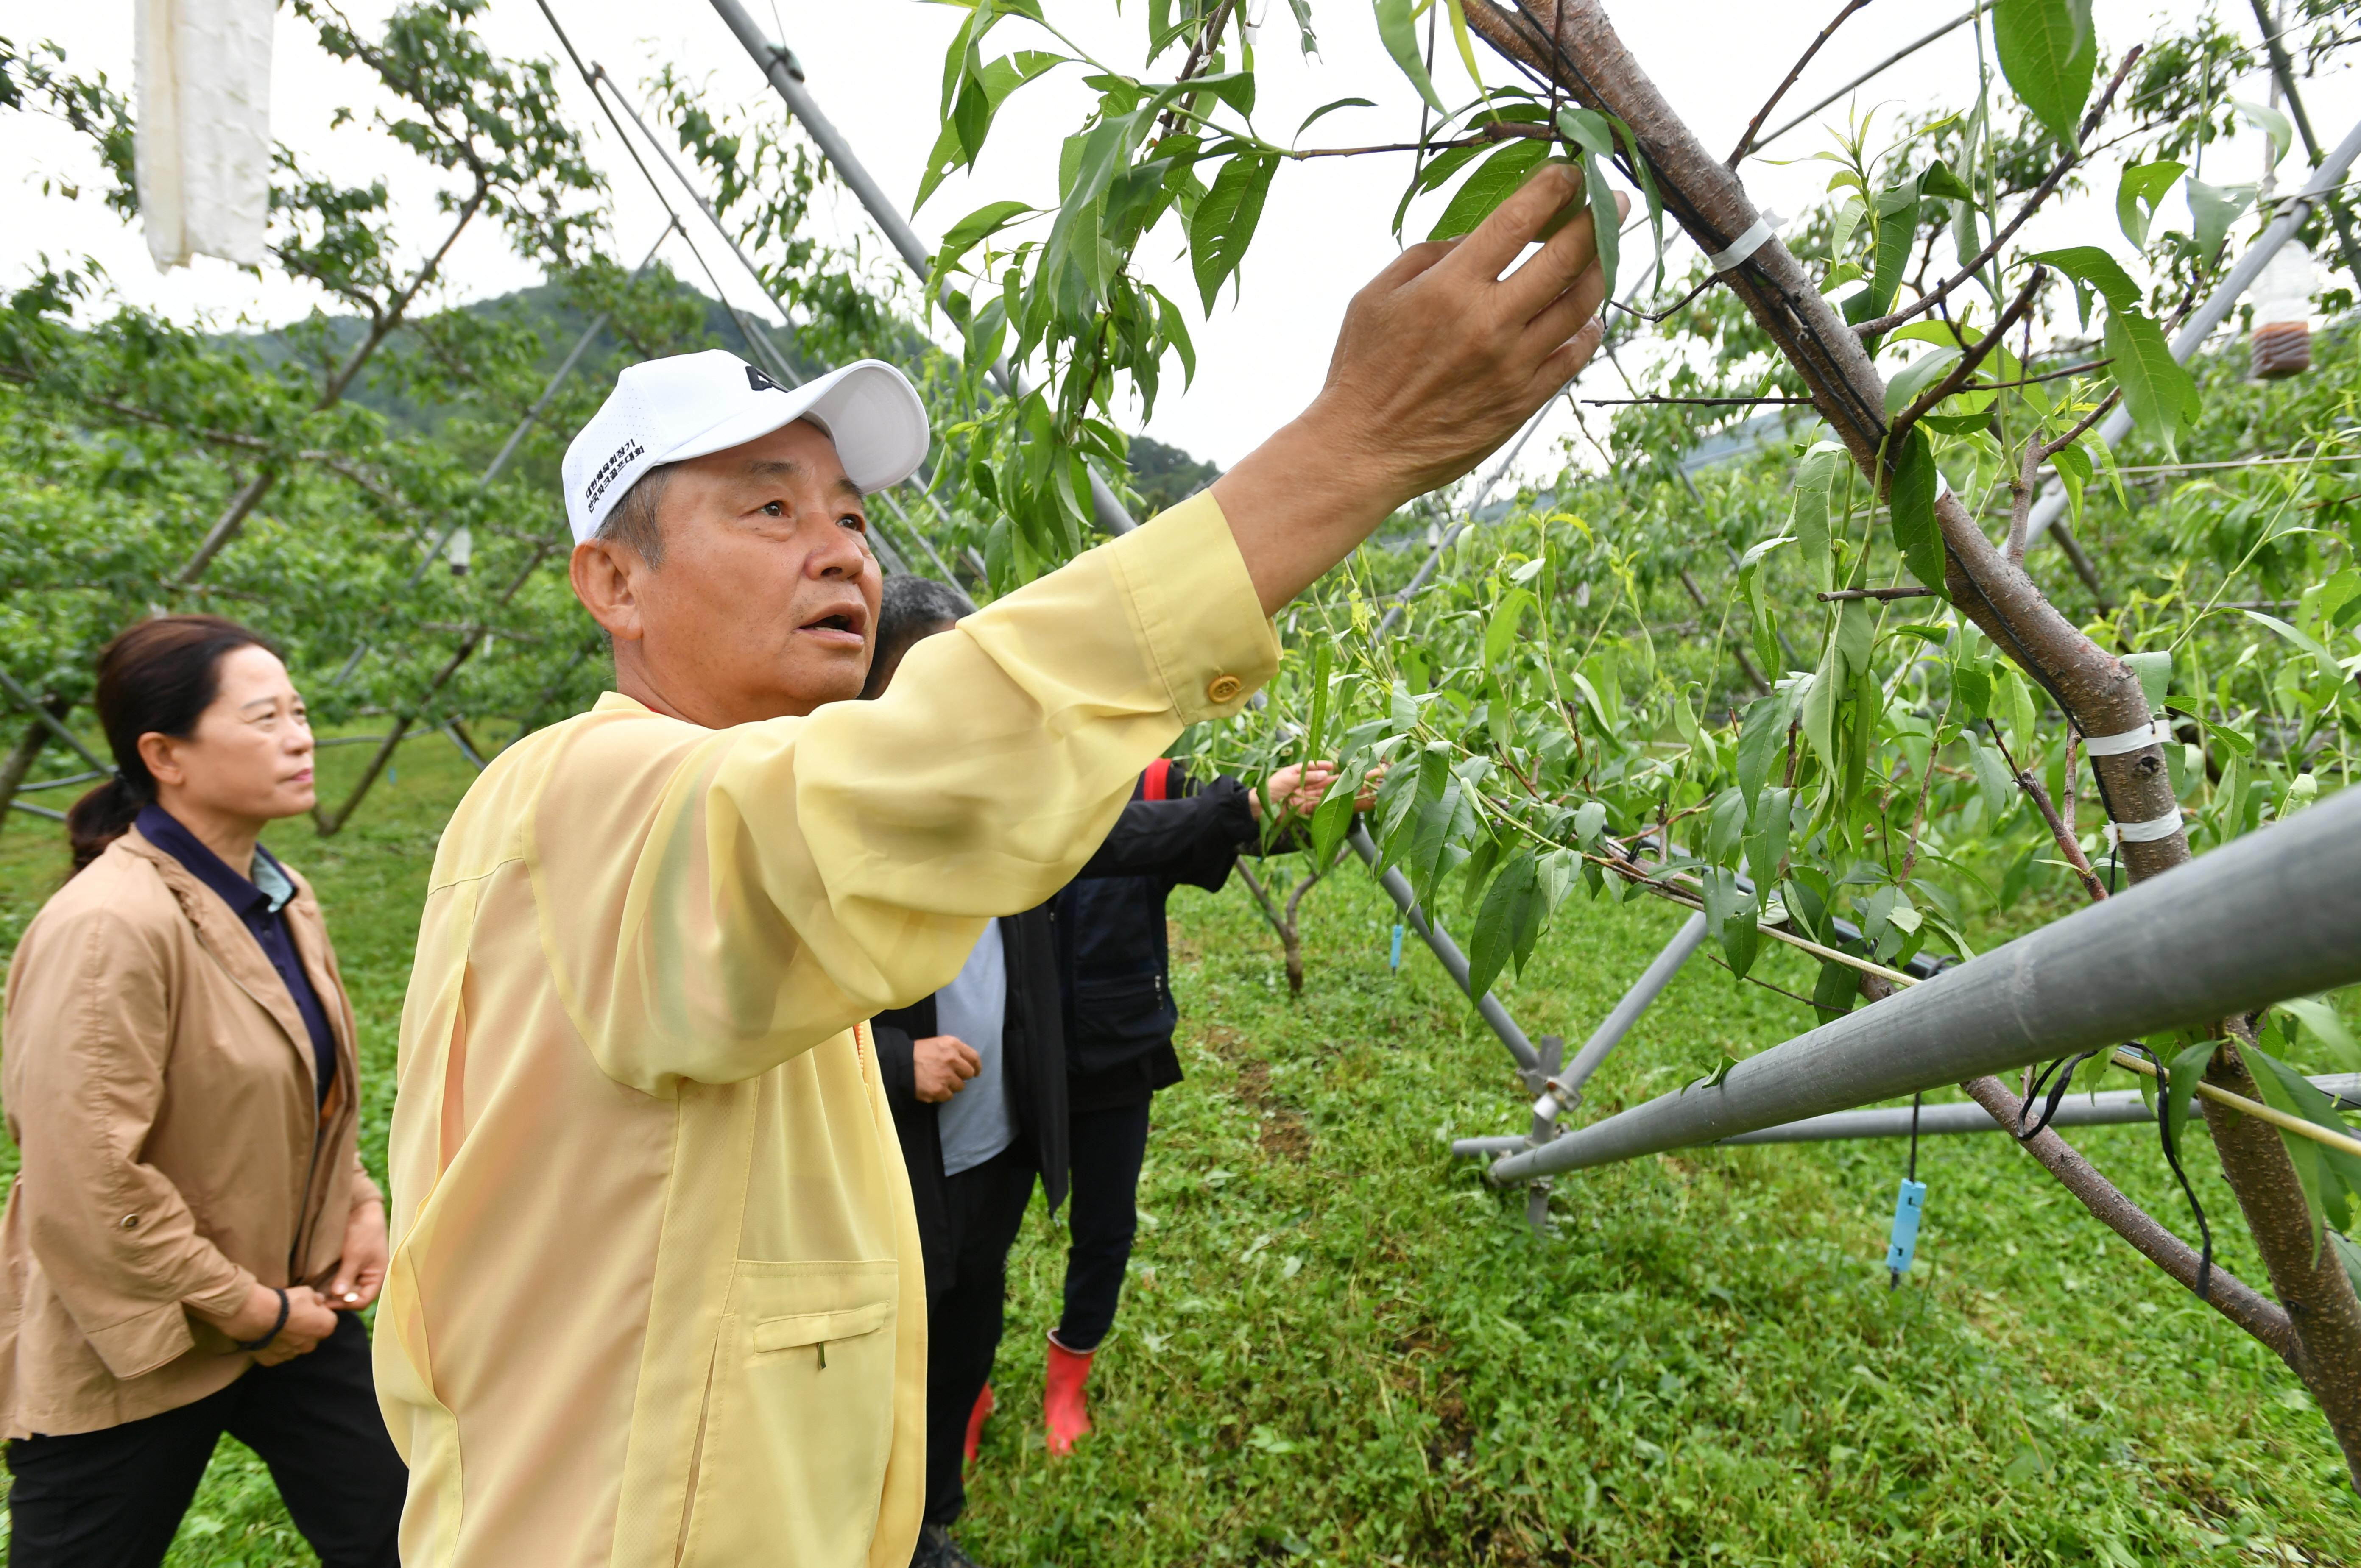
[679,1259,900,1568]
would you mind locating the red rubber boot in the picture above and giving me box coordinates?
[1043,1333,1095,1457]
[963,1383,995,1466]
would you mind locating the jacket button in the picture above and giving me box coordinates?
[120,1214,139,1230]
[1206,674,1242,703]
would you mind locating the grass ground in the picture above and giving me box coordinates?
[0,729,2351,1565]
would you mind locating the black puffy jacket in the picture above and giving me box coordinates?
[1057,763,1279,1111]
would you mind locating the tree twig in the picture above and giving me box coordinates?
[1850,48,2142,339]
[1888,265,2048,453]
[1727,0,1878,167]
[1817,585,1934,602]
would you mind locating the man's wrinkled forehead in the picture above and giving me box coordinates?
[742,456,866,504]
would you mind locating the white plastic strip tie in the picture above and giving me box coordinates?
[2082,717,2172,757]
[2104,805,2184,846]
[1705,209,1783,273]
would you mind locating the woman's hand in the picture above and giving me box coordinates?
[1250,761,1386,820]
[254,1287,340,1365]
[1249,762,1335,821]
[913,1035,981,1103]
[205,1281,338,1364]
[329,1198,388,1311]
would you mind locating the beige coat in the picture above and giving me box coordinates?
[0,827,378,1438]
[377,494,1279,1568]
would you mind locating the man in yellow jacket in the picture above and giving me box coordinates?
[376,167,1613,1567]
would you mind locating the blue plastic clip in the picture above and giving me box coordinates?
[1884,1177,1928,1280]
[1389,923,1404,971]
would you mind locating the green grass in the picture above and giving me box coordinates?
[0,732,2351,1565]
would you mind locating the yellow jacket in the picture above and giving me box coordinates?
[377,495,1278,1568]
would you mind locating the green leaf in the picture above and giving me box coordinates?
[2120,648,2171,712]
[1189,151,1279,309]
[1994,0,2096,148]
[1467,849,1541,998]
[1428,139,1552,243]
[2160,1037,2213,1184]
[2244,610,2347,685]
[1952,663,1992,722]
[932,198,1035,281]
[1868,178,1921,317]
[1792,440,1847,593]
[2027,245,2141,330]
[1968,730,2014,819]
[1811,957,1860,1017]
[1484,586,1535,666]
[2234,98,2294,169]
[1555,108,1623,299]
[2187,177,2255,259]
[1884,344,1962,416]
[2104,309,2200,454]
[2246,1039,2361,1250]
[1744,785,1792,887]
[2277,998,2361,1074]
[2115,159,2185,248]
[1736,693,1787,810]
[1887,426,1947,593]
[1375,0,1447,114]
[1919,158,1976,203]
[1295,96,1376,141]
[1310,781,1357,871]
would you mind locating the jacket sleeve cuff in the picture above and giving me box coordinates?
[87,1294,215,1380]
[349,1157,384,1211]
[1104,492,1281,724]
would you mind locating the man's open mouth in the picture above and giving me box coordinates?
[799,605,868,642]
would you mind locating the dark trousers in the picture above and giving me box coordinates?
[6,1312,405,1568]
[1057,1098,1153,1354]
[924,1144,1036,1529]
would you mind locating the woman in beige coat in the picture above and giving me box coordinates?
[0,616,403,1568]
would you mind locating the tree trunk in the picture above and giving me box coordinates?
[0,711,57,814]
[1466,0,2361,1479]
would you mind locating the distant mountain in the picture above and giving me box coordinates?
[218,281,1222,501]
[1126,434,1220,515]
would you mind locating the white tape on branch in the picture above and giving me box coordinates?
[2104,805,2184,846]
[2082,718,2171,757]
[1706,209,1783,273]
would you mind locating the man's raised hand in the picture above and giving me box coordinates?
[1214,163,1619,615]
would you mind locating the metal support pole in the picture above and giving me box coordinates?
[1488,785,2361,1184]
[0,670,110,775]
[1546,909,1709,1112]
[2026,111,2361,546]
[1460,1075,2361,1152]
[1524,1033,1563,1235]
[1720,1075,2361,1144]
[706,0,1140,537]
[1349,824,1542,1077]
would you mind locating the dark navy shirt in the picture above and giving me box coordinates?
[136,805,338,1106]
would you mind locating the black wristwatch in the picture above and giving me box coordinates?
[232,1288,290,1352]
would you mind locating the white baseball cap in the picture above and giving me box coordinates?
[561,350,931,544]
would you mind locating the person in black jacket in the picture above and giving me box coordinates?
[1044,757,1367,1454]
[862,577,1055,1568]
[862,580,1335,1568]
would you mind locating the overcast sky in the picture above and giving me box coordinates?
[9,1,2350,492]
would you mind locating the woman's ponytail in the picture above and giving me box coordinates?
[66,776,147,874]
[63,615,272,877]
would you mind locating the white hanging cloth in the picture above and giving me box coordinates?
[133,0,275,271]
